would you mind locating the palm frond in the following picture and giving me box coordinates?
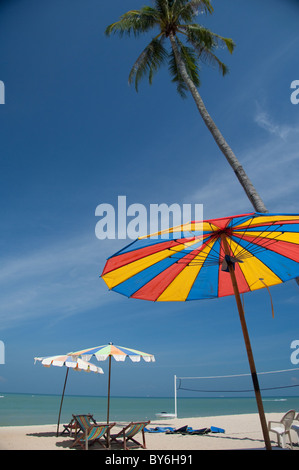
[128,37,169,91]
[168,37,200,97]
[178,0,213,23]
[180,24,234,75]
[220,36,235,54]
[168,49,189,98]
[199,48,230,75]
[183,24,235,53]
[154,0,170,18]
[105,7,159,37]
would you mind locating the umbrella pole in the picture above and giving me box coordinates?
[56,367,69,437]
[107,355,112,424]
[106,355,112,448]
[228,262,272,450]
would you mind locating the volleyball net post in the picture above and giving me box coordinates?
[174,375,177,418]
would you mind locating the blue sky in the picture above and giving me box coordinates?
[0,0,299,400]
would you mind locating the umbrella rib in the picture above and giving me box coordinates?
[230,215,259,256]
[168,236,221,266]
[242,231,282,255]
[229,215,267,257]
[231,223,283,259]
[189,238,221,267]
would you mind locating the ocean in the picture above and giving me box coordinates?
[1,393,299,427]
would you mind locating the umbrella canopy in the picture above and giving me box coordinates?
[72,344,155,363]
[70,343,155,424]
[35,354,104,373]
[101,212,299,451]
[34,354,104,435]
[101,212,299,301]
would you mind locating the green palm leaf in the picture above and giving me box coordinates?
[176,0,213,23]
[169,37,200,97]
[105,7,158,37]
[181,24,235,75]
[129,37,169,91]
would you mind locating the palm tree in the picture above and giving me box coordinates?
[105,0,268,213]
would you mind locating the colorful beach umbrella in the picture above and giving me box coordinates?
[101,212,299,450]
[70,343,155,424]
[34,354,104,436]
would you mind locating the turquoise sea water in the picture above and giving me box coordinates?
[1,393,299,427]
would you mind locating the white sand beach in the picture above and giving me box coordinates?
[0,413,298,451]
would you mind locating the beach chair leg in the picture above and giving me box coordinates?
[71,434,82,449]
[293,428,299,445]
[130,437,143,449]
[106,432,111,450]
[287,431,293,450]
[279,434,286,448]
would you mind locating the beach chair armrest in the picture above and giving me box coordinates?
[268,421,286,431]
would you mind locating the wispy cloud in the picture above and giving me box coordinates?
[249,107,299,211]
[186,109,299,216]
[0,234,120,331]
[254,109,292,140]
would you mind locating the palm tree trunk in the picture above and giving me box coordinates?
[169,32,268,214]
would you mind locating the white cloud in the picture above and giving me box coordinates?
[187,109,299,217]
[254,109,293,140]
[0,234,120,331]
[184,172,253,219]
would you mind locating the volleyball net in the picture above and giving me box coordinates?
[173,368,299,417]
[176,368,299,395]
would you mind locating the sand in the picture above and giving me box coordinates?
[0,413,298,451]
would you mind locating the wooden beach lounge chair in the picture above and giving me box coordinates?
[62,414,97,436]
[110,421,150,450]
[268,409,296,449]
[71,415,116,450]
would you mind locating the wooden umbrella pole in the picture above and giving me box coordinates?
[56,367,69,437]
[228,262,272,450]
[107,355,112,424]
[106,355,112,448]
[221,236,272,450]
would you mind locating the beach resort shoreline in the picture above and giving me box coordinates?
[0,412,298,451]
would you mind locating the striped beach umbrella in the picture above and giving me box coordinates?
[34,354,104,435]
[70,343,155,424]
[101,212,299,450]
[101,212,299,301]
